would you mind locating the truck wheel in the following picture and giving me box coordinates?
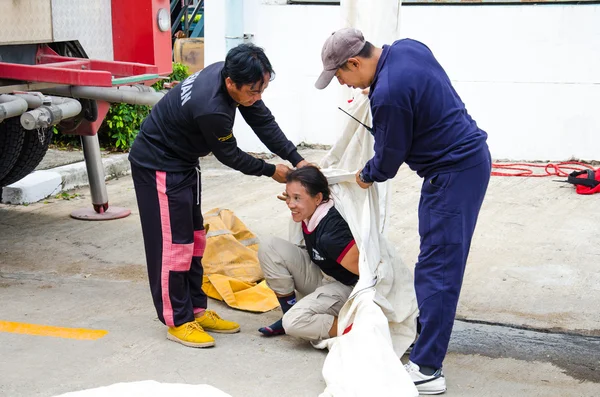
[0,118,25,180]
[0,125,53,187]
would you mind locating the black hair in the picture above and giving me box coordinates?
[221,43,275,90]
[340,41,374,70]
[356,41,374,58]
[287,166,331,202]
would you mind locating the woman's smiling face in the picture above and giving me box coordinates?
[285,180,322,223]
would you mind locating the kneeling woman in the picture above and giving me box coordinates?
[258,166,359,340]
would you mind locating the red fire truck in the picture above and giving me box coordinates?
[0,0,173,219]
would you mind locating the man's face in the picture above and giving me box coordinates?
[334,59,368,90]
[226,73,270,107]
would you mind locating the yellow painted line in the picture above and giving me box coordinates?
[0,320,108,340]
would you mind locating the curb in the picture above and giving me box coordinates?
[1,154,131,205]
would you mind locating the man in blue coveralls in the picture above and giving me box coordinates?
[315,28,492,395]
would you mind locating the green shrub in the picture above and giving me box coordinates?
[100,103,151,151]
[152,62,190,91]
[52,126,79,149]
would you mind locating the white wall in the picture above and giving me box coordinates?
[205,0,347,155]
[403,5,600,161]
[205,1,600,161]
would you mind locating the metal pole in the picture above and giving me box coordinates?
[20,98,82,130]
[43,85,165,106]
[81,134,108,210]
[0,95,28,122]
[70,134,131,220]
[66,84,166,221]
[225,0,244,52]
[184,0,190,36]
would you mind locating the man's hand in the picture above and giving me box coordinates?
[296,160,321,169]
[356,169,373,189]
[272,164,292,183]
[295,160,312,168]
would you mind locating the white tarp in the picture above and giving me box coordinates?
[340,0,402,48]
[53,381,232,397]
[289,92,419,396]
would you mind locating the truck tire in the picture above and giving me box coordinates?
[0,125,53,187]
[0,118,25,180]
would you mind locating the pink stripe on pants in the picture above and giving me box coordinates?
[193,229,206,257]
[156,171,194,327]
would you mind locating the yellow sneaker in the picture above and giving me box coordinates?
[167,321,215,348]
[195,310,240,334]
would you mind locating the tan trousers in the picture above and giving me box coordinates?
[258,236,354,341]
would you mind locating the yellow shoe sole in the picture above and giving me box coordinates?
[202,325,241,334]
[166,333,216,348]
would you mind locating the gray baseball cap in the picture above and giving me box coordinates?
[315,28,366,90]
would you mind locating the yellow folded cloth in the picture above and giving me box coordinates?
[202,274,279,313]
[201,208,279,312]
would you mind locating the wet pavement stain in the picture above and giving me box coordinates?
[449,320,600,383]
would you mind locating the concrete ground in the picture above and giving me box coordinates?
[1,148,599,396]
[35,148,84,170]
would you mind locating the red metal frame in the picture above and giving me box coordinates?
[111,0,172,76]
[0,46,159,87]
[0,0,173,137]
[0,0,172,87]
[72,100,111,137]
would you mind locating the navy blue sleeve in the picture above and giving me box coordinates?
[238,100,304,166]
[197,113,276,177]
[362,104,413,183]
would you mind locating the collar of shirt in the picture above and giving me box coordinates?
[302,200,335,234]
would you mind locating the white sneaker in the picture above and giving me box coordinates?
[404,361,447,395]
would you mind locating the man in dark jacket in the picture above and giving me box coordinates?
[129,44,308,348]
[316,28,492,394]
